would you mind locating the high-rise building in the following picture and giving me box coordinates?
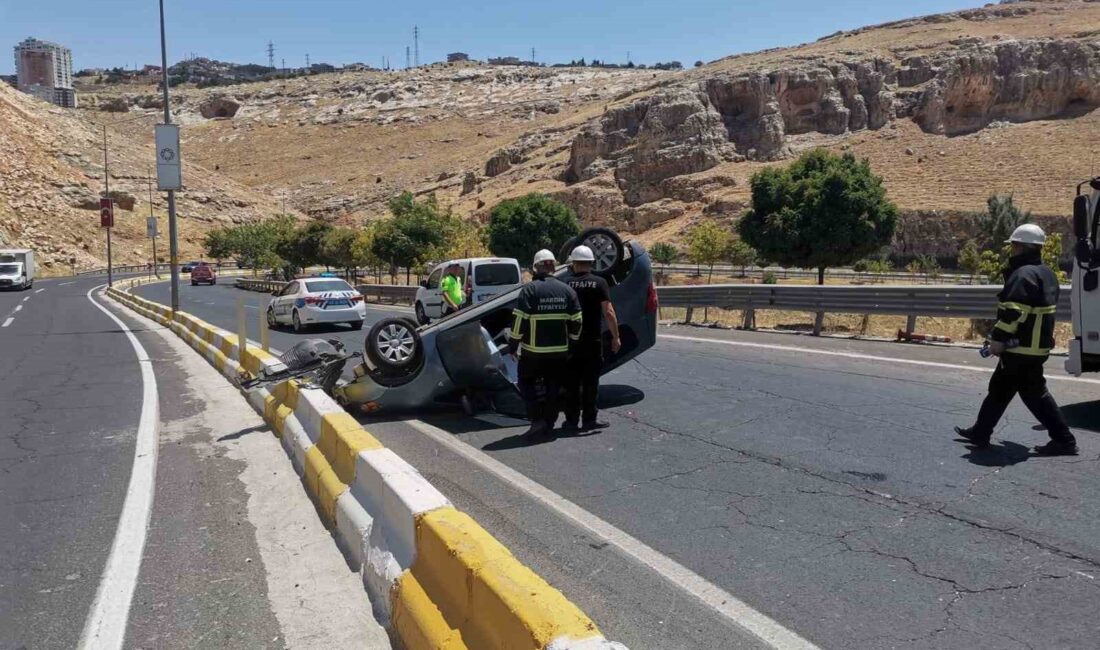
[14,37,77,108]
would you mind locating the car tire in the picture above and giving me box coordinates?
[211,279,217,285]
[266,307,278,329]
[558,235,580,266]
[191,281,198,286]
[365,317,423,374]
[576,227,625,279]
[292,310,307,333]
[350,320,364,331]
[414,302,429,325]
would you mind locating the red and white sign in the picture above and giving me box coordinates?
[100,198,114,228]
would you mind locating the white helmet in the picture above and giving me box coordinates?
[568,245,595,263]
[1007,224,1046,246]
[532,249,556,267]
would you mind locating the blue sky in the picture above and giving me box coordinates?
[2,1,980,75]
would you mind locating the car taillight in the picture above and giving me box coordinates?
[350,295,364,303]
[645,282,658,314]
[304,296,324,305]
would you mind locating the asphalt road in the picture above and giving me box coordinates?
[135,278,1100,650]
[1,276,386,649]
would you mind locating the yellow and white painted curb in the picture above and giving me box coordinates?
[105,278,626,650]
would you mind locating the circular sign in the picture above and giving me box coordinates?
[159,147,176,162]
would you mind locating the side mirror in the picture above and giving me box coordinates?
[1074,195,1090,240]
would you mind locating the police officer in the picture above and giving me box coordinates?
[955,224,1078,456]
[562,245,621,432]
[507,249,582,437]
[440,263,465,316]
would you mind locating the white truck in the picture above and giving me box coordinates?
[1067,178,1100,375]
[0,249,35,291]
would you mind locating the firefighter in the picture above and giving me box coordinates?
[562,245,621,432]
[955,224,1078,456]
[507,249,582,437]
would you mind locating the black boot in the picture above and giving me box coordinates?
[954,426,990,448]
[1033,440,1078,456]
[522,421,551,438]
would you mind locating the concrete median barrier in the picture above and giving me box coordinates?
[104,277,625,650]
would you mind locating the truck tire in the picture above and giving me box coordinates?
[576,227,625,279]
[366,317,423,374]
[414,302,429,325]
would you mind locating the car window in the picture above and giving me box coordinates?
[282,281,299,296]
[0,264,19,274]
[474,263,520,286]
[304,280,354,292]
[427,268,443,289]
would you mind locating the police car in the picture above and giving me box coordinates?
[266,277,367,332]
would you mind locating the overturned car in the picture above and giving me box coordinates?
[336,228,658,415]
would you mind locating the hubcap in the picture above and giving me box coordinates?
[583,233,618,272]
[376,323,415,363]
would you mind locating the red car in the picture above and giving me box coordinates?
[190,263,217,286]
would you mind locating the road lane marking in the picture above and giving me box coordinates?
[79,286,160,650]
[35,288,44,293]
[406,418,821,650]
[14,305,22,312]
[2,317,12,328]
[659,334,1100,385]
[59,281,75,286]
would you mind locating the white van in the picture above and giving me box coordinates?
[0,249,35,291]
[414,257,522,324]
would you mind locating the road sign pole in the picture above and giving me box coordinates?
[160,0,180,313]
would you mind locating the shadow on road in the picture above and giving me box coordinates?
[217,424,268,442]
[960,440,1031,467]
[597,384,646,409]
[483,425,604,452]
[1060,401,1100,433]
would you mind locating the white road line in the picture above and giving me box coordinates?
[1,317,13,328]
[14,305,22,312]
[79,286,160,650]
[35,288,45,293]
[21,296,29,302]
[406,418,821,650]
[59,281,75,286]
[659,334,1100,386]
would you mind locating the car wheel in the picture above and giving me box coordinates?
[350,320,364,331]
[266,307,278,329]
[292,310,307,333]
[414,302,429,325]
[366,317,423,373]
[558,235,580,267]
[576,227,625,278]
[211,279,217,285]
[191,281,198,286]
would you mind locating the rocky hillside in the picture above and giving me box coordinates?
[0,83,283,274]
[82,0,1100,263]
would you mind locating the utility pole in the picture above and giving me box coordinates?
[159,0,181,313]
[281,58,286,79]
[531,47,536,64]
[305,53,310,69]
[102,125,113,288]
[413,25,419,67]
[148,175,159,278]
[406,46,410,70]
[267,41,275,69]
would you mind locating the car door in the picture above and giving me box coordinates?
[275,281,299,321]
[424,266,445,319]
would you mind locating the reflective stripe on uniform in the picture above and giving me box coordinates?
[1000,303,1057,357]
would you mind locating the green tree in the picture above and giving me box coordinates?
[486,194,580,266]
[958,240,982,280]
[320,228,361,279]
[974,233,1067,285]
[726,239,757,277]
[687,220,731,285]
[370,192,453,283]
[648,242,678,285]
[277,221,334,273]
[202,227,234,262]
[737,149,898,285]
[978,194,1031,250]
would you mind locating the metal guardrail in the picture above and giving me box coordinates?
[355,284,418,303]
[657,283,1073,323]
[77,261,238,276]
[658,264,984,285]
[235,278,286,293]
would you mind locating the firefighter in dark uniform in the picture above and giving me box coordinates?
[507,249,582,437]
[562,245,622,432]
[955,224,1078,456]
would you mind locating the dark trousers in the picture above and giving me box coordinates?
[972,354,1075,443]
[564,338,603,425]
[517,355,567,429]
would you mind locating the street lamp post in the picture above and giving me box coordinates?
[159,0,181,313]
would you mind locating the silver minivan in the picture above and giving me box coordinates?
[414,257,522,324]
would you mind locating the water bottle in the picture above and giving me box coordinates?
[980,339,1019,358]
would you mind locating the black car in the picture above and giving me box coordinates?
[181,260,203,273]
